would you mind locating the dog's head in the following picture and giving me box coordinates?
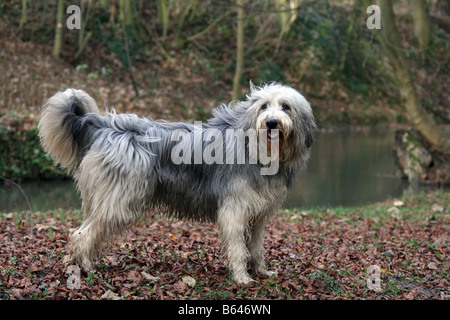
[245,82,316,164]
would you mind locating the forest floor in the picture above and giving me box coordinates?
[0,190,448,300]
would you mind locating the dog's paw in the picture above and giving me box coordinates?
[233,273,255,285]
[255,268,278,278]
[64,253,95,272]
[263,270,278,278]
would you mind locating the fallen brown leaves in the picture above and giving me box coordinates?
[0,192,448,300]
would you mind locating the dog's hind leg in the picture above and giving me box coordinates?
[69,216,107,271]
[69,193,144,271]
[69,153,147,271]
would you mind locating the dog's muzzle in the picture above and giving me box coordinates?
[265,118,282,140]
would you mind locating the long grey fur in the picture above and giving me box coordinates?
[38,82,315,284]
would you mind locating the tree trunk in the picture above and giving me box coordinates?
[393,129,432,183]
[274,0,300,55]
[175,0,196,42]
[52,0,64,59]
[157,0,170,42]
[119,0,133,26]
[232,0,245,100]
[73,1,93,62]
[19,0,27,29]
[339,0,358,71]
[374,0,450,157]
[410,0,432,49]
[275,0,299,37]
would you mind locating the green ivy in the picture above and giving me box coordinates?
[0,124,66,182]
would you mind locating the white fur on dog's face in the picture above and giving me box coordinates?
[255,96,294,142]
[248,83,312,141]
[246,84,311,160]
[243,83,314,165]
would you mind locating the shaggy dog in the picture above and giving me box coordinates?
[38,82,315,284]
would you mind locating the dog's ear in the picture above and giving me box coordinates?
[302,115,315,149]
[305,130,313,149]
[246,80,262,104]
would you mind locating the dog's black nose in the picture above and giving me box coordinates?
[266,118,278,129]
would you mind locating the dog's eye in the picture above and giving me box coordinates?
[282,104,290,111]
[261,104,268,110]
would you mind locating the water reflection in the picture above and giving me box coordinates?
[1,129,414,212]
[285,129,409,208]
[0,179,80,212]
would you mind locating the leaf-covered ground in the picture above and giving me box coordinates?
[0,191,448,300]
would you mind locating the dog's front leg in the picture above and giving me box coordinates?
[247,215,277,278]
[217,206,253,284]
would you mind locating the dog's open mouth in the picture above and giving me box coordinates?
[267,129,282,141]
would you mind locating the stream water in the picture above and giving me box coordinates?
[0,128,418,212]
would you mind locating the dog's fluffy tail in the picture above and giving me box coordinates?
[38,89,100,172]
